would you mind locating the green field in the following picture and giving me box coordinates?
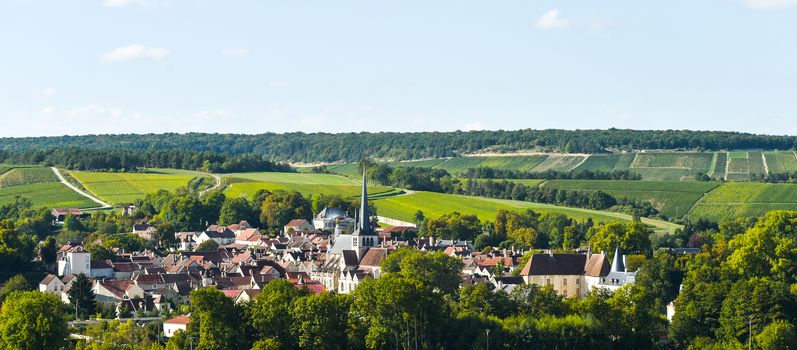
[708,152,727,179]
[222,172,393,199]
[530,155,587,172]
[688,182,797,220]
[543,180,719,218]
[69,171,204,204]
[728,151,748,159]
[373,191,681,233]
[435,156,549,174]
[748,152,767,175]
[764,152,797,174]
[0,182,96,208]
[572,154,635,172]
[0,167,58,187]
[630,168,689,181]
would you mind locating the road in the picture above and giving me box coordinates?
[51,167,111,209]
[199,173,222,197]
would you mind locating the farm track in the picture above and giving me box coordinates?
[51,167,111,209]
[199,173,222,197]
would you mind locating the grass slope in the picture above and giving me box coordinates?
[530,155,586,172]
[572,154,635,172]
[435,156,548,173]
[222,172,393,199]
[542,180,718,218]
[0,167,59,187]
[0,182,96,208]
[688,182,797,220]
[374,191,680,233]
[765,152,797,174]
[69,171,203,204]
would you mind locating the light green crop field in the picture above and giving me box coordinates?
[688,182,797,220]
[390,159,448,168]
[222,172,357,185]
[327,164,361,178]
[480,179,546,187]
[633,153,713,170]
[709,152,727,179]
[747,152,767,175]
[222,171,393,199]
[572,154,635,172]
[435,156,549,173]
[530,155,587,172]
[729,151,748,159]
[764,152,797,174]
[630,168,689,181]
[543,180,719,218]
[69,171,201,204]
[373,191,681,233]
[0,167,59,188]
[0,182,96,208]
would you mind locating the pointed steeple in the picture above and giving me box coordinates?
[359,166,372,234]
[611,245,625,273]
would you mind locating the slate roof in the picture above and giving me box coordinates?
[520,254,587,276]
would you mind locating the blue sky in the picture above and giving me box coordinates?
[1,0,795,137]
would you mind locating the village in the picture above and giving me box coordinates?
[38,174,680,340]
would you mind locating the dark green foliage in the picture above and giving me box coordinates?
[0,291,68,350]
[462,167,641,180]
[67,273,96,320]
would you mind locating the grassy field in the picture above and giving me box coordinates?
[633,152,713,170]
[542,180,718,218]
[373,191,681,233]
[688,182,797,220]
[572,154,635,172]
[748,152,767,175]
[764,152,797,174]
[630,168,689,181]
[0,167,59,187]
[69,171,204,204]
[222,172,394,199]
[0,182,96,208]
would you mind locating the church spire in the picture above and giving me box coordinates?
[359,165,372,234]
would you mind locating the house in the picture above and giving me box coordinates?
[133,224,157,241]
[284,219,314,233]
[90,260,115,279]
[195,226,235,246]
[51,208,83,223]
[163,315,191,337]
[176,232,197,251]
[592,247,637,291]
[93,280,145,303]
[58,245,91,277]
[519,252,587,298]
[313,207,355,232]
[584,251,611,289]
[39,274,65,294]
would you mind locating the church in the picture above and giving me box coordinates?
[312,167,389,293]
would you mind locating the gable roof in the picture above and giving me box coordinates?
[584,254,611,277]
[359,248,389,267]
[520,254,586,276]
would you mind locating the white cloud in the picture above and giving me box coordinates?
[100,44,170,63]
[40,106,55,117]
[536,9,572,30]
[463,121,484,131]
[744,0,797,9]
[103,0,158,7]
[222,48,250,57]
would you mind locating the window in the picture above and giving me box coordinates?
[546,279,551,285]
[563,278,568,286]
[576,278,580,285]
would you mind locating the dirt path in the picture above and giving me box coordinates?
[51,167,111,209]
[199,173,222,197]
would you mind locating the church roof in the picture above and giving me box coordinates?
[353,166,375,236]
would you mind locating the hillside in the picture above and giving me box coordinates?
[0,166,96,208]
[2,129,796,163]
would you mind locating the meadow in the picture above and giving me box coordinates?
[688,182,797,220]
[435,155,549,173]
[0,167,58,187]
[222,172,393,200]
[373,191,681,233]
[764,152,797,173]
[529,155,586,172]
[0,182,96,208]
[542,180,719,218]
[68,170,206,204]
[572,154,635,172]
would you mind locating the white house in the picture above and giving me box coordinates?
[195,226,235,246]
[39,274,65,294]
[58,246,91,277]
[163,315,191,337]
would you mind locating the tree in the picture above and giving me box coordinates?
[0,291,68,350]
[0,275,31,303]
[195,239,219,252]
[259,191,311,230]
[756,319,797,350]
[218,197,257,226]
[153,223,177,248]
[250,338,281,350]
[63,214,85,232]
[289,292,350,350]
[40,236,57,264]
[413,210,425,226]
[380,248,464,295]
[67,273,96,320]
[249,279,304,343]
[189,287,241,350]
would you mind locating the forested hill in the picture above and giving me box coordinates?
[1,129,795,163]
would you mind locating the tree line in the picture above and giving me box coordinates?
[0,148,292,173]
[2,129,796,163]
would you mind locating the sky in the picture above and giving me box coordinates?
[0,0,796,137]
